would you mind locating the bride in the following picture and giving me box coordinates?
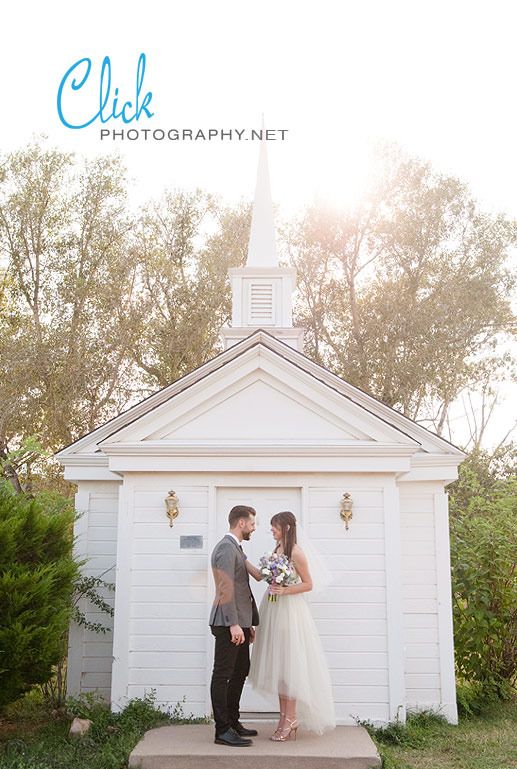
[246,511,336,739]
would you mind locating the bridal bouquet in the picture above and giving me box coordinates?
[259,552,293,602]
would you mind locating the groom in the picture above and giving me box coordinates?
[209,505,260,747]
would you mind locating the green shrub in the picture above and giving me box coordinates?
[449,456,517,702]
[0,487,79,711]
[0,693,172,769]
[455,679,499,716]
[360,709,447,748]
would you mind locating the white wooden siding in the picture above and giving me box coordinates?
[69,482,119,700]
[400,487,441,710]
[119,478,393,722]
[83,473,454,724]
[308,485,390,724]
[127,484,209,714]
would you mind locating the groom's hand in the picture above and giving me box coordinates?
[230,624,245,644]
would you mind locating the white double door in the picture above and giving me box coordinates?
[214,486,301,713]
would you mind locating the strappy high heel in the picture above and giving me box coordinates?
[270,712,286,741]
[271,716,299,741]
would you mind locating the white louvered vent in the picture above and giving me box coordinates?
[249,283,274,324]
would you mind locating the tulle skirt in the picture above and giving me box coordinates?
[248,591,336,734]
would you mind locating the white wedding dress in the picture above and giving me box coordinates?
[248,565,336,734]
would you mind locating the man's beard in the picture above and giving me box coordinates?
[242,531,251,541]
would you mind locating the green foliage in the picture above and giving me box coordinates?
[288,144,516,433]
[72,573,114,635]
[360,709,448,748]
[0,488,79,711]
[38,568,115,710]
[1,139,515,494]
[448,450,517,703]
[360,710,450,769]
[0,142,252,493]
[455,679,497,717]
[448,444,517,517]
[130,191,250,387]
[0,691,209,769]
[362,701,517,769]
[65,690,209,727]
[164,695,211,724]
[0,437,49,496]
[0,142,137,456]
[0,692,170,769]
[1,694,516,769]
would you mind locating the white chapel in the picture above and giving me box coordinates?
[57,142,464,725]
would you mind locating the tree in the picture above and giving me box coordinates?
[0,143,252,492]
[287,145,516,440]
[2,139,515,492]
[129,191,250,388]
[456,359,517,452]
[447,443,517,518]
[0,142,140,462]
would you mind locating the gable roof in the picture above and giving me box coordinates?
[56,329,465,460]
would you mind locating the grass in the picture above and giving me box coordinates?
[0,690,209,769]
[1,691,516,769]
[363,700,517,769]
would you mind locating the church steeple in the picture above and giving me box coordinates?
[246,138,278,268]
[220,137,305,352]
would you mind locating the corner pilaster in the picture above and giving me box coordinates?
[110,475,134,711]
[384,478,407,722]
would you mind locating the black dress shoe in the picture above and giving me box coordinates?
[233,722,258,737]
[214,727,253,746]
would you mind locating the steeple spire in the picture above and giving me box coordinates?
[246,137,278,267]
[219,135,305,352]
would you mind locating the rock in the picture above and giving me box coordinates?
[69,717,93,738]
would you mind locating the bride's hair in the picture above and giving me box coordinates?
[271,510,297,559]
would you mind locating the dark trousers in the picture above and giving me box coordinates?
[210,626,251,735]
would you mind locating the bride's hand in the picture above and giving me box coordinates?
[269,584,287,595]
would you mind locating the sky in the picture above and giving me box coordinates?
[1,0,516,449]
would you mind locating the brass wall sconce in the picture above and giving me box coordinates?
[165,490,180,527]
[340,493,353,530]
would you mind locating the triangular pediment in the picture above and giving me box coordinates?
[98,346,419,449]
[56,330,465,461]
[149,378,367,442]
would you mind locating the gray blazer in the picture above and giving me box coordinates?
[209,535,259,628]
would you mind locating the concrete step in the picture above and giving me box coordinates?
[129,722,381,769]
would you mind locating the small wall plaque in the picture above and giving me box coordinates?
[180,535,203,549]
